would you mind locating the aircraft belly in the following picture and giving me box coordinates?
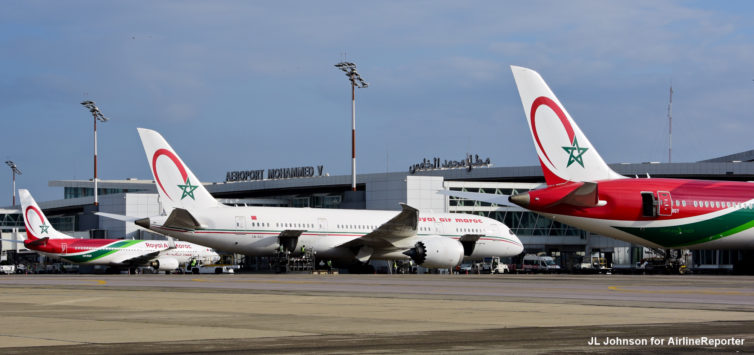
[547,212,754,249]
[468,239,521,258]
[544,213,664,249]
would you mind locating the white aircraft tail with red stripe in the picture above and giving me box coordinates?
[19,189,73,241]
[510,66,624,185]
[137,128,220,211]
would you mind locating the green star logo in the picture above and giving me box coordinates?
[39,224,49,234]
[177,177,199,200]
[562,137,589,168]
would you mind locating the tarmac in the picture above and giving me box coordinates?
[0,273,753,354]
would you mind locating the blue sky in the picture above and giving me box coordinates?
[3,1,754,202]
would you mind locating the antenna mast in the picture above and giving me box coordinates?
[668,85,673,163]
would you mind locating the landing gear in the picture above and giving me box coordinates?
[659,249,690,275]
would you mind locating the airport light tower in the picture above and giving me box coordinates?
[5,161,21,207]
[81,100,109,206]
[334,61,368,192]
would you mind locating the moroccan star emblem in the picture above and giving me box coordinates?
[177,177,199,200]
[39,224,49,234]
[562,137,589,168]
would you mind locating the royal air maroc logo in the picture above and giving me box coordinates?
[177,177,198,200]
[152,148,190,201]
[562,137,588,167]
[530,96,589,169]
[24,205,46,238]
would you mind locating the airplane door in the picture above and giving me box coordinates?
[657,191,672,216]
[318,218,328,231]
[434,222,442,234]
[235,216,246,229]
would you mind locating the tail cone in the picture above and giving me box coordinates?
[509,193,530,207]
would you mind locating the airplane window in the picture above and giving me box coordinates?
[682,200,686,207]
[704,201,708,208]
[715,202,720,208]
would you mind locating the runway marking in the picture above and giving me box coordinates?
[47,297,106,306]
[608,285,754,296]
[190,278,326,285]
[87,280,107,285]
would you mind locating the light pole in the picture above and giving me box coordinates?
[81,100,109,206]
[5,161,21,207]
[334,61,368,192]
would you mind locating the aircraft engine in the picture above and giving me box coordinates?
[403,236,464,269]
[150,258,179,271]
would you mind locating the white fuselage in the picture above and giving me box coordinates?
[147,206,523,261]
[33,240,220,266]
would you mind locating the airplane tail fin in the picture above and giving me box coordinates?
[510,66,623,185]
[137,128,219,211]
[19,189,73,240]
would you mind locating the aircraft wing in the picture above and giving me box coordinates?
[116,250,161,267]
[339,203,418,255]
[436,190,518,207]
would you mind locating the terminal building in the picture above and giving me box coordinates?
[3,150,754,272]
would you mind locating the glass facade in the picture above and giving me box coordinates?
[0,213,23,228]
[64,187,133,199]
[0,214,76,232]
[292,195,342,208]
[447,185,586,238]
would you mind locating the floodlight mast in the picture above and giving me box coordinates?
[5,161,21,207]
[81,101,109,206]
[334,62,368,192]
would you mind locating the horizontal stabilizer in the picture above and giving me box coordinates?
[95,212,142,223]
[26,237,49,247]
[0,239,24,243]
[437,190,517,207]
[163,208,201,231]
[560,181,599,207]
[536,181,600,208]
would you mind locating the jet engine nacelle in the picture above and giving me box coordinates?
[150,257,179,271]
[403,236,464,269]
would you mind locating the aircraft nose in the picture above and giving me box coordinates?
[509,192,530,207]
[508,231,524,255]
